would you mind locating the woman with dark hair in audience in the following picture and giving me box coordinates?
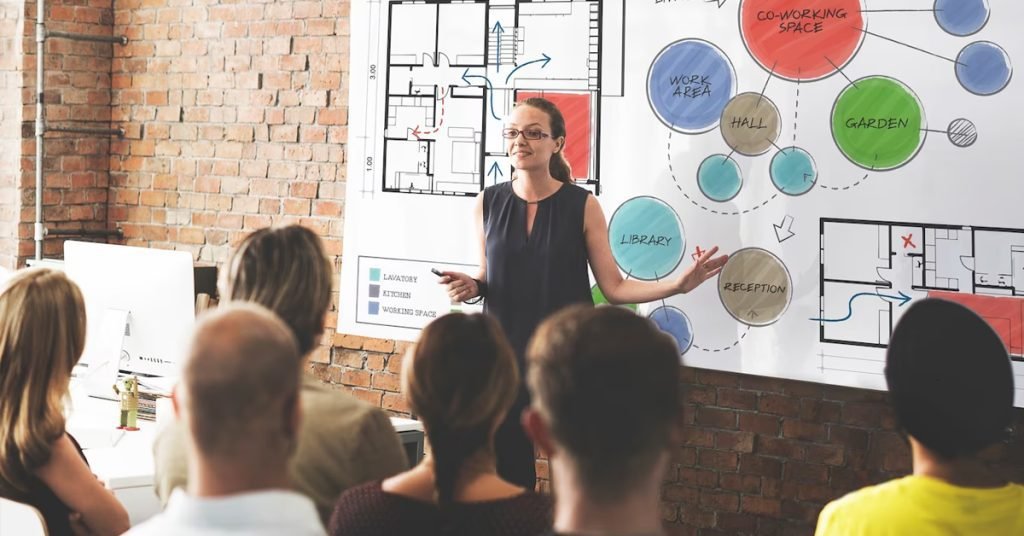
[328,312,552,535]
[815,298,1024,535]
[0,269,130,535]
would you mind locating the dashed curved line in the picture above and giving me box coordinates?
[818,173,870,191]
[693,325,751,352]
[666,134,778,216]
[793,79,800,144]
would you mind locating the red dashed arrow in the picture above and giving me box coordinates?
[411,89,448,140]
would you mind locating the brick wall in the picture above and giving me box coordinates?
[0,0,23,269]
[108,0,349,368]
[316,336,1024,536]
[662,369,1024,535]
[0,0,115,266]
[15,0,116,262]
[3,0,1022,534]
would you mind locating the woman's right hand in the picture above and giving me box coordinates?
[438,271,479,302]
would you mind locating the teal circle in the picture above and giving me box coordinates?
[770,147,817,196]
[697,154,743,202]
[608,197,685,281]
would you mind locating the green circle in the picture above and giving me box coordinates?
[831,77,925,171]
[591,284,637,312]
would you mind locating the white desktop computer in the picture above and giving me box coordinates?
[64,241,196,384]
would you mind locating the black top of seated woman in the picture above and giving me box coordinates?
[0,433,87,536]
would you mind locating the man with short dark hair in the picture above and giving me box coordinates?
[128,304,325,535]
[523,305,682,535]
[816,298,1023,535]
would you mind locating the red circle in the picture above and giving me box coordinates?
[740,0,865,81]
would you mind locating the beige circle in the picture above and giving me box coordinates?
[718,248,792,327]
[720,92,781,156]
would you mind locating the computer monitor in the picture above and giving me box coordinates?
[64,241,195,379]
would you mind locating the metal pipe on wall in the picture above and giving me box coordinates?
[34,0,44,261]
[31,4,127,261]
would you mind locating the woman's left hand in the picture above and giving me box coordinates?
[675,246,729,294]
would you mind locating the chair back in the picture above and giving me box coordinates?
[0,496,48,536]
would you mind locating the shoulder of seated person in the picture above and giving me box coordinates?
[34,433,85,476]
[301,383,378,414]
[821,477,917,523]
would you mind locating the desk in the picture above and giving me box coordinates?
[67,387,425,525]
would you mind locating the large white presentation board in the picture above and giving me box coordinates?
[341,0,1024,406]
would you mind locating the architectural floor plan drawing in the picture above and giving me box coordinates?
[382,0,608,196]
[817,218,1024,361]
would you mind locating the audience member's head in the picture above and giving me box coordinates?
[403,313,518,506]
[178,304,302,469]
[223,225,333,355]
[0,269,86,491]
[886,298,1013,459]
[525,305,681,504]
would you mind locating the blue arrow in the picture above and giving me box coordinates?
[492,22,505,73]
[504,53,551,84]
[462,68,500,120]
[810,291,912,323]
[487,162,503,182]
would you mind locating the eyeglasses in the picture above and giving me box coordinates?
[501,128,551,140]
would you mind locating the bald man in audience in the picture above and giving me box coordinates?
[128,305,325,535]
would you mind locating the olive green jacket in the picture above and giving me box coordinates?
[152,377,408,524]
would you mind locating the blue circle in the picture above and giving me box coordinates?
[934,0,989,37]
[608,197,685,281]
[697,154,743,202]
[649,306,693,355]
[770,147,817,196]
[647,39,736,134]
[956,42,1012,96]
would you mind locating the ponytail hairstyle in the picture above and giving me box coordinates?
[517,97,573,184]
[403,313,518,510]
[0,269,86,494]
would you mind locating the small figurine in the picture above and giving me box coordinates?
[112,375,140,431]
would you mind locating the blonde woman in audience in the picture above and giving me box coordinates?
[0,268,130,535]
[328,313,552,535]
[523,305,681,536]
[129,304,324,535]
[815,298,1024,535]
[154,225,407,523]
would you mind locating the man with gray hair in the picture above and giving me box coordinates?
[128,304,325,535]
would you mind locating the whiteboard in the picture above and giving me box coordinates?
[341,0,1024,407]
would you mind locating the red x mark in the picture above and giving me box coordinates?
[901,234,916,249]
[691,246,706,261]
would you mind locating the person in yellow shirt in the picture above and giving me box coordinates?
[815,298,1024,536]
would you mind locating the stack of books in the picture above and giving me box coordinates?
[137,388,169,422]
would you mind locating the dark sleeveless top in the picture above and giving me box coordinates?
[483,181,593,360]
[0,433,87,536]
[328,480,553,536]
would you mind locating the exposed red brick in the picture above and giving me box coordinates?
[758,394,802,417]
[699,490,739,512]
[741,496,782,518]
[719,473,761,494]
[715,431,755,453]
[695,407,737,430]
[716,388,758,410]
[739,412,781,435]
[697,449,738,471]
